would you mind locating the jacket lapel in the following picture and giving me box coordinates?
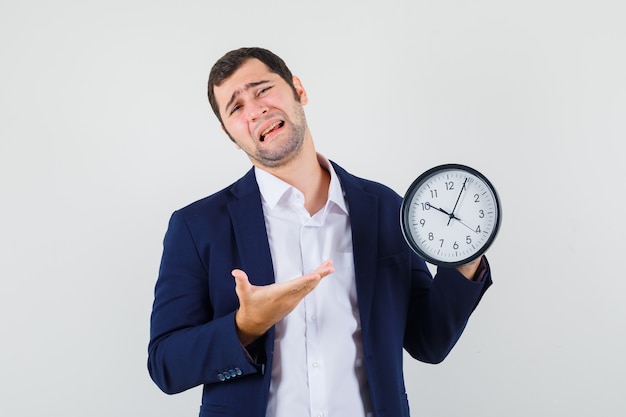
[332,162,379,331]
[227,168,276,384]
[227,168,275,286]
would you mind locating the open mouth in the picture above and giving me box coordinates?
[259,120,285,142]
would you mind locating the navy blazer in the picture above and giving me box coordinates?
[148,162,491,417]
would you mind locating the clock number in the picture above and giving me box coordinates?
[421,202,431,211]
[419,219,426,227]
[428,232,434,241]
[466,236,472,244]
[430,189,438,198]
[474,193,480,203]
[475,225,481,233]
[439,239,444,248]
[445,181,454,191]
[453,241,459,250]
[478,209,485,218]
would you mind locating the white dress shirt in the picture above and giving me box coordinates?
[255,156,373,417]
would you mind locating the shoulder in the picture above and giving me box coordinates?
[331,161,401,204]
[174,168,258,220]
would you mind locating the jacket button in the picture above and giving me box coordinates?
[218,374,225,382]
[223,371,231,380]
[235,367,242,376]
[229,369,237,377]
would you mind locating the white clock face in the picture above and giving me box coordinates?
[401,165,501,266]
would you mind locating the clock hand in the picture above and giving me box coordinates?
[428,203,451,216]
[429,203,464,226]
[454,218,479,234]
[429,204,477,232]
[448,177,468,226]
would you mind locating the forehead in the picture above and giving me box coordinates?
[214,59,281,109]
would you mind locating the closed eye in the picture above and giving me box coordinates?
[229,103,242,115]
[224,80,272,117]
[257,85,272,97]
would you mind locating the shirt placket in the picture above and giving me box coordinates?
[291,191,328,417]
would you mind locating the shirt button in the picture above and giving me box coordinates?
[312,362,319,368]
[311,315,317,321]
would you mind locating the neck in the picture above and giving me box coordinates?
[258,135,330,215]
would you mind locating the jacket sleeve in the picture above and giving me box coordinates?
[147,211,263,394]
[403,252,492,364]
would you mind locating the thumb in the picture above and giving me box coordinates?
[232,269,251,294]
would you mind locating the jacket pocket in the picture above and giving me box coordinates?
[377,250,409,267]
[199,404,228,416]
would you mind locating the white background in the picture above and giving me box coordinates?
[1,1,624,416]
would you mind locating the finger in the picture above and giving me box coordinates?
[232,269,251,294]
[294,262,334,291]
[313,259,335,278]
[281,274,319,294]
[317,259,334,269]
[231,268,249,281]
[300,269,330,290]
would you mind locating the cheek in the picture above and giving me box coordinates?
[224,119,248,137]
[224,121,256,148]
[262,92,288,109]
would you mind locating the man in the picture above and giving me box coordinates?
[148,47,491,417]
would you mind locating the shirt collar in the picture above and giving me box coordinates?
[254,154,348,214]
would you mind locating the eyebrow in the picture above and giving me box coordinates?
[224,80,271,115]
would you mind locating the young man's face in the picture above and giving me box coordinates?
[213,58,309,169]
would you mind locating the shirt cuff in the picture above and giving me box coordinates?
[471,256,489,283]
[240,336,265,365]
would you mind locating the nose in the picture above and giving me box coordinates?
[247,101,268,121]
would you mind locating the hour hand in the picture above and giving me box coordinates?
[429,203,463,225]
[428,203,451,215]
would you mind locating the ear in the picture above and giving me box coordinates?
[292,76,308,105]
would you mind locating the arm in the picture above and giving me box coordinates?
[148,212,335,393]
[404,254,491,363]
[147,212,260,394]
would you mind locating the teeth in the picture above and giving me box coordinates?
[261,121,282,138]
